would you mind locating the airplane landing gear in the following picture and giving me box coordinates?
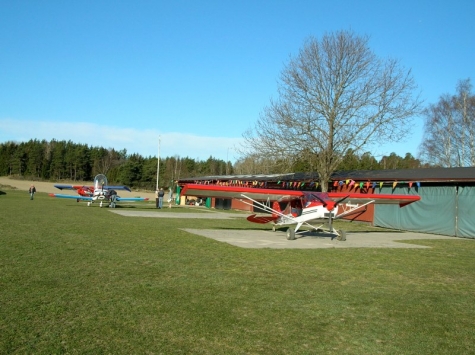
[286,227,296,240]
[336,230,346,241]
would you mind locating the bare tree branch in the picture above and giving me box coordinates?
[419,79,475,167]
[240,30,422,190]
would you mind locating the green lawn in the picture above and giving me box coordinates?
[1,189,474,354]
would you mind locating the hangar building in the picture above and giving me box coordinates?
[178,167,475,239]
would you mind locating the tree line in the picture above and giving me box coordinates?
[233,149,425,175]
[0,139,425,189]
[0,139,230,190]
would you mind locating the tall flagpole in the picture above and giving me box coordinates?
[156,136,160,190]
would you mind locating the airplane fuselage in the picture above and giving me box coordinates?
[274,204,335,226]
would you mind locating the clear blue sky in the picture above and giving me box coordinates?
[1,0,474,163]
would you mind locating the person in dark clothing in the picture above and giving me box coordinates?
[158,188,165,209]
[109,190,117,208]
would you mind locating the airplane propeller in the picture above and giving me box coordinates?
[311,193,350,211]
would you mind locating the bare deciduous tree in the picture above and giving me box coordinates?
[233,154,282,175]
[419,79,475,167]
[240,30,421,191]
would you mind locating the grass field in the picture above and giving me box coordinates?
[1,188,474,354]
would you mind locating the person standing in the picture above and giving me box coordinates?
[158,188,165,209]
[29,185,36,200]
[168,188,173,208]
[109,190,117,208]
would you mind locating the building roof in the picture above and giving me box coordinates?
[178,167,475,184]
[178,173,314,182]
[331,167,475,182]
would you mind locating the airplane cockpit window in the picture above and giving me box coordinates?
[290,199,302,217]
[94,174,108,189]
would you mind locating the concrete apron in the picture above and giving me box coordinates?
[110,209,460,249]
[181,229,457,249]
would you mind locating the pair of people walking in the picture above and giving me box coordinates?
[29,185,36,200]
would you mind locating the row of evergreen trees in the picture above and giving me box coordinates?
[0,139,425,189]
[0,139,231,190]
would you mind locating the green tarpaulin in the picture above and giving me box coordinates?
[374,186,474,238]
[175,185,181,205]
[456,186,475,238]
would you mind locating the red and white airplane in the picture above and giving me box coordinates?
[181,184,421,241]
[49,174,149,207]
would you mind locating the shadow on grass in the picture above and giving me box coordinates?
[209,224,399,235]
[210,226,270,231]
[190,226,340,240]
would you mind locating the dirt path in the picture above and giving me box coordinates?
[0,176,157,199]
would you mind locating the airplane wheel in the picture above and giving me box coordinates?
[286,228,296,240]
[337,230,347,241]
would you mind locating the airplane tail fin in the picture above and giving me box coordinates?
[272,201,281,219]
[246,200,282,224]
[246,215,276,224]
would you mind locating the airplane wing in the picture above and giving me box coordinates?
[48,193,92,201]
[54,184,89,191]
[105,185,132,192]
[49,194,148,202]
[327,192,420,207]
[181,184,420,206]
[116,197,149,202]
[181,184,304,201]
[54,184,131,192]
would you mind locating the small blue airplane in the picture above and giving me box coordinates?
[49,174,148,207]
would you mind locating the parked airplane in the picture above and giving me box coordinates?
[180,184,421,241]
[49,174,149,207]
